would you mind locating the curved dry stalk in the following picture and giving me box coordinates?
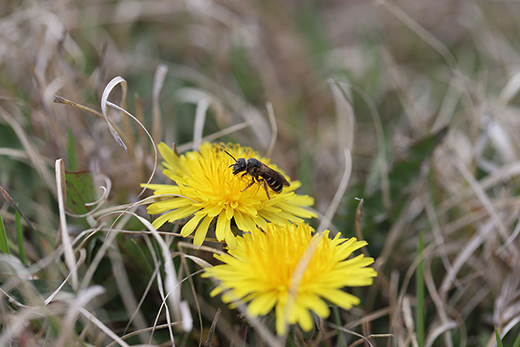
[100,76,128,151]
[103,97,158,198]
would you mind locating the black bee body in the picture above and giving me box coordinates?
[225,152,290,199]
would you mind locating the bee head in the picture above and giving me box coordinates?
[223,149,246,174]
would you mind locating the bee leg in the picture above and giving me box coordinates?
[241,179,256,192]
[261,179,271,199]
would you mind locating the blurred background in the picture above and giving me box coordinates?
[1,0,520,346]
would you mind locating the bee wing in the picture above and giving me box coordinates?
[262,165,290,186]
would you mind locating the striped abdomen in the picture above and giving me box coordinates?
[261,167,290,193]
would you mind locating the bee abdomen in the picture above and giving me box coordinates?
[264,176,283,193]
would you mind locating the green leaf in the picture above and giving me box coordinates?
[495,324,504,347]
[119,237,154,273]
[388,126,448,200]
[348,126,449,241]
[65,171,98,215]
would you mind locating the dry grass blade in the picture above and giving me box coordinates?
[402,296,418,347]
[149,259,176,344]
[123,266,159,336]
[329,78,355,153]
[57,285,106,347]
[44,249,86,305]
[53,95,106,120]
[204,308,221,347]
[425,321,458,347]
[451,155,519,256]
[0,305,50,345]
[423,254,454,347]
[0,186,35,232]
[0,148,28,160]
[439,219,493,297]
[281,149,352,338]
[177,241,228,257]
[264,101,277,159]
[79,306,131,347]
[153,64,168,144]
[355,198,369,256]
[378,0,457,69]
[0,105,56,192]
[109,244,151,344]
[325,322,375,347]
[201,277,283,346]
[497,214,520,256]
[234,304,283,347]
[499,71,520,104]
[176,121,250,153]
[316,149,352,233]
[52,95,101,114]
[106,322,181,347]
[193,98,210,150]
[131,212,192,332]
[55,159,78,290]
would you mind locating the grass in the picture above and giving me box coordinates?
[1,0,520,346]
[0,214,8,254]
[14,211,26,266]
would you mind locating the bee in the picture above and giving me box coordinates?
[223,150,290,199]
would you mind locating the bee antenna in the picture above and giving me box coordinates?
[223,149,237,161]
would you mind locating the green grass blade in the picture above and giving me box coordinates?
[495,324,504,347]
[0,213,9,254]
[16,210,27,265]
[68,128,78,172]
[513,329,520,347]
[416,230,425,347]
[332,306,346,346]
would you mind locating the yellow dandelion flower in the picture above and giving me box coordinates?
[142,142,316,248]
[203,223,377,335]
